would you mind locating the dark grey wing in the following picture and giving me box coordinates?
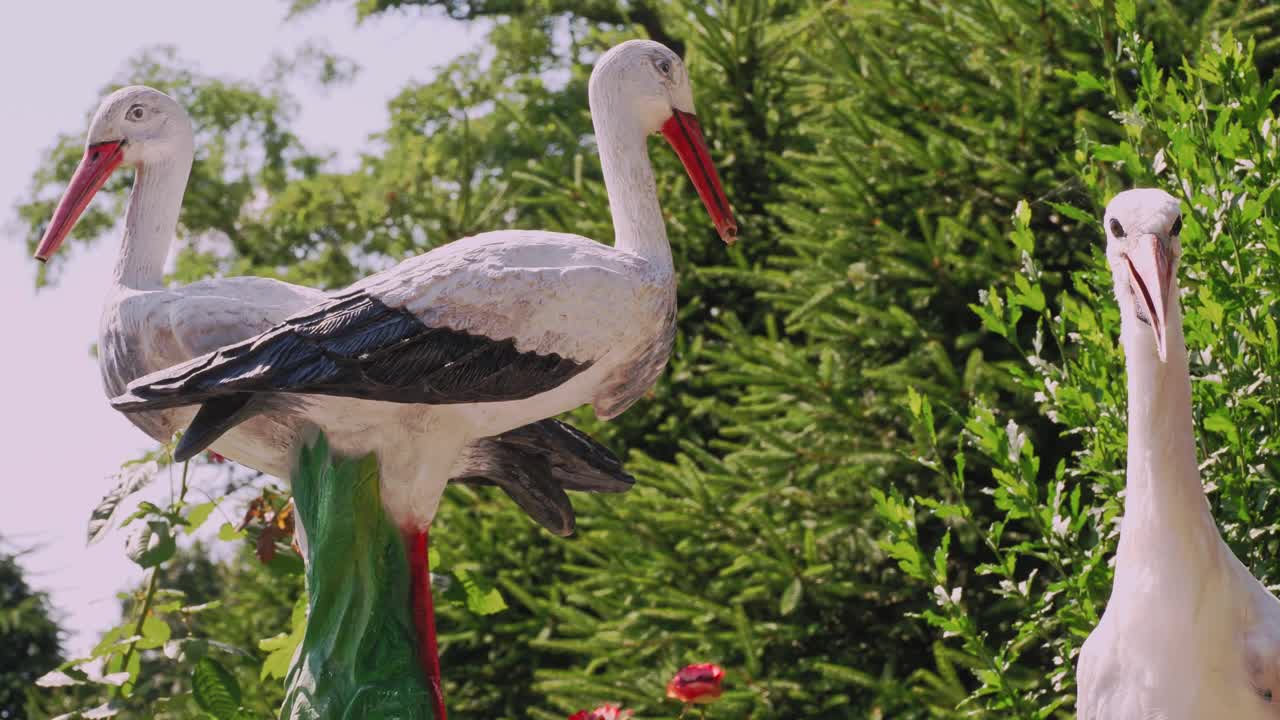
[112,289,593,462]
[489,419,633,493]
[451,419,634,536]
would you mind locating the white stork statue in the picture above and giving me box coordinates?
[1077,188,1280,718]
[35,39,736,717]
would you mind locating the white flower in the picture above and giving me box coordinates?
[1005,420,1026,462]
[1052,515,1070,537]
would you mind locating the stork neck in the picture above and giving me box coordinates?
[1115,299,1219,570]
[591,104,673,271]
[114,156,190,290]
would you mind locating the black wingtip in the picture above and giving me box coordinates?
[171,394,258,464]
[111,385,206,414]
[567,467,636,494]
[535,419,635,493]
[497,465,576,537]
[110,390,150,413]
[172,436,204,464]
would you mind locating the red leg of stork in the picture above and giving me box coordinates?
[407,529,447,719]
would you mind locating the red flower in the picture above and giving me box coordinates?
[207,451,227,464]
[666,663,724,705]
[568,705,632,720]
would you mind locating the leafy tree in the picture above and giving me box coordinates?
[0,546,63,720]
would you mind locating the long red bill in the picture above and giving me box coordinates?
[660,110,738,245]
[34,140,126,262]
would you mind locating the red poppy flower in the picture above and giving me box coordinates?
[568,705,632,720]
[207,451,226,464]
[666,663,725,704]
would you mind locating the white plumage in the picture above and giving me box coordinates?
[1076,188,1280,718]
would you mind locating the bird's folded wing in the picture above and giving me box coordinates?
[129,277,323,371]
[112,286,593,412]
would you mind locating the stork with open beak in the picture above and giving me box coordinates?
[1076,189,1280,718]
[37,39,736,717]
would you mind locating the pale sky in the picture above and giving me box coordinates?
[0,0,478,656]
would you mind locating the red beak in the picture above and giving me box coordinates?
[660,110,738,245]
[34,140,126,262]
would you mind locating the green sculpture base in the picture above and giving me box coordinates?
[280,436,436,720]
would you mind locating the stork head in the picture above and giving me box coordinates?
[589,39,738,245]
[35,85,193,262]
[1103,188,1184,363]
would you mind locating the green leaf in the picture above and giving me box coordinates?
[125,520,177,568]
[1068,70,1106,93]
[192,657,241,719]
[185,501,218,534]
[136,614,171,650]
[1047,201,1095,225]
[780,577,803,616]
[1116,0,1135,29]
[450,567,508,616]
[217,522,247,542]
[259,594,307,681]
[1204,411,1239,446]
[1014,200,1031,228]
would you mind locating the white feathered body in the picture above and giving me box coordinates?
[1078,521,1280,718]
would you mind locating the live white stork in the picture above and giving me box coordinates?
[35,39,735,717]
[1076,188,1280,718]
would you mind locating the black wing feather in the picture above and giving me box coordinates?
[112,290,592,413]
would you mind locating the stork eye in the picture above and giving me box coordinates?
[1109,218,1126,238]
[657,59,672,75]
[1171,215,1183,236]
[126,105,146,122]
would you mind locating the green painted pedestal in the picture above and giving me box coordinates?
[279,436,436,720]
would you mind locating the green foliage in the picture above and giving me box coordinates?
[0,546,64,720]
[881,18,1280,719]
[17,0,1280,718]
[258,597,306,684]
[29,453,304,719]
[192,657,242,719]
